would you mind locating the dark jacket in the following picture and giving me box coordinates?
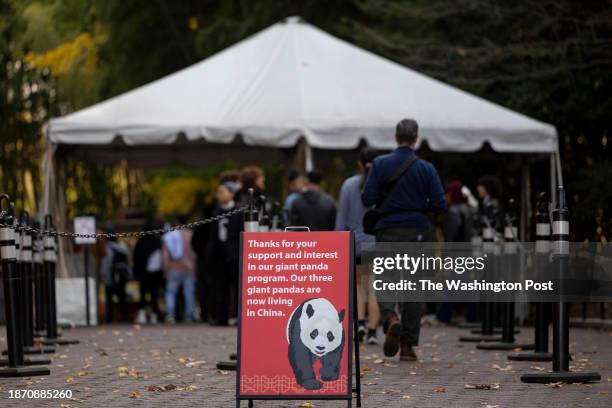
[133,235,161,280]
[361,147,446,230]
[205,203,243,262]
[290,189,337,231]
[445,203,474,242]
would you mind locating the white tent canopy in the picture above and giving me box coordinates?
[48,16,557,154]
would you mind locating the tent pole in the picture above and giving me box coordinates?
[304,142,314,172]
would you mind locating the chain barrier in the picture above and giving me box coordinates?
[0,206,246,240]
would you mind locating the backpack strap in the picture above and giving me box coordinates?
[378,155,420,205]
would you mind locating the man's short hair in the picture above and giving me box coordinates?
[306,170,323,185]
[287,169,302,182]
[396,119,419,145]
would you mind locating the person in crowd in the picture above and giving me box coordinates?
[237,165,266,206]
[133,221,164,324]
[476,175,504,232]
[290,170,337,231]
[335,147,381,344]
[192,206,214,322]
[206,181,243,325]
[100,229,131,323]
[162,214,196,323]
[361,118,446,361]
[283,170,306,211]
[428,181,475,325]
[444,181,474,243]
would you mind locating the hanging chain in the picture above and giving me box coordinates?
[0,207,246,240]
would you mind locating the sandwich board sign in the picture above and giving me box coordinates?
[73,216,96,245]
[237,231,355,406]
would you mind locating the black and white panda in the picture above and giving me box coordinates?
[286,298,345,390]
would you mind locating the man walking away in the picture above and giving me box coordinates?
[290,170,337,231]
[361,118,446,361]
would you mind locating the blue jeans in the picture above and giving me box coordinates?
[165,271,195,321]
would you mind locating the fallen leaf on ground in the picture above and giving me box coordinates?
[185,360,206,368]
[95,347,108,356]
[599,390,608,396]
[447,363,456,368]
[491,364,512,371]
[65,377,74,384]
[546,382,565,388]
[129,390,141,399]
[465,383,500,390]
[148,384,177,392]
[373,359,385,364]
[402,395,411,399]
[434,386,446,392]
[299,403,314,408]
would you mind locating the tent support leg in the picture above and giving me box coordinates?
[304,143,314,172]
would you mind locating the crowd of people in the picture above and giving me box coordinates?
[100,118,506,362]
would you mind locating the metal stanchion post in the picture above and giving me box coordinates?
[218,189,259,371]
[521,187,600,383]
[458,232,483,330]
[33,221,48,337]
[459,204,502,343]
[509,193,553,361]
[0,195,50,377]
[478,199,533,351]
[40,215,79,346]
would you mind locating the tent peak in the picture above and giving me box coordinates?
[282,16,305,24]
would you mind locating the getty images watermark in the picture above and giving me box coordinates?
[362,242,612,303]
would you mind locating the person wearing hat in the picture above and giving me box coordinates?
[205,181,243,325]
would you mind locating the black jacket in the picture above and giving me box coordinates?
[133,235,162,280]
[290,189,337,231]
[205,204,243,262]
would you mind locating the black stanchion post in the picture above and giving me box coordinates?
[257,195,270,232]
[521,187,600,383]
[84,246,91,326]
[41,215,79,346]
[477,199,533,351]
[2,212,54,363]
[33,221,47,337]
[458,232,483,330]
[218,189,259,372]
[459,205,502,343]
[20,212,34,349]
[509,193,553,361]
[0,195,50,377]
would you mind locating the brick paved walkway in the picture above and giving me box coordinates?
[0,324,610,407]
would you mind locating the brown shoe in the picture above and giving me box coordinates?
[400,343,417,362]
[383,316,401,357]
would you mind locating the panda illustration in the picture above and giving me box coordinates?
[286,298,345,390]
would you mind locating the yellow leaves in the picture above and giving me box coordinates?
[129,390,141,399]
[188,17,199,31]
[158,178,205,215]
[25,33,98,77]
